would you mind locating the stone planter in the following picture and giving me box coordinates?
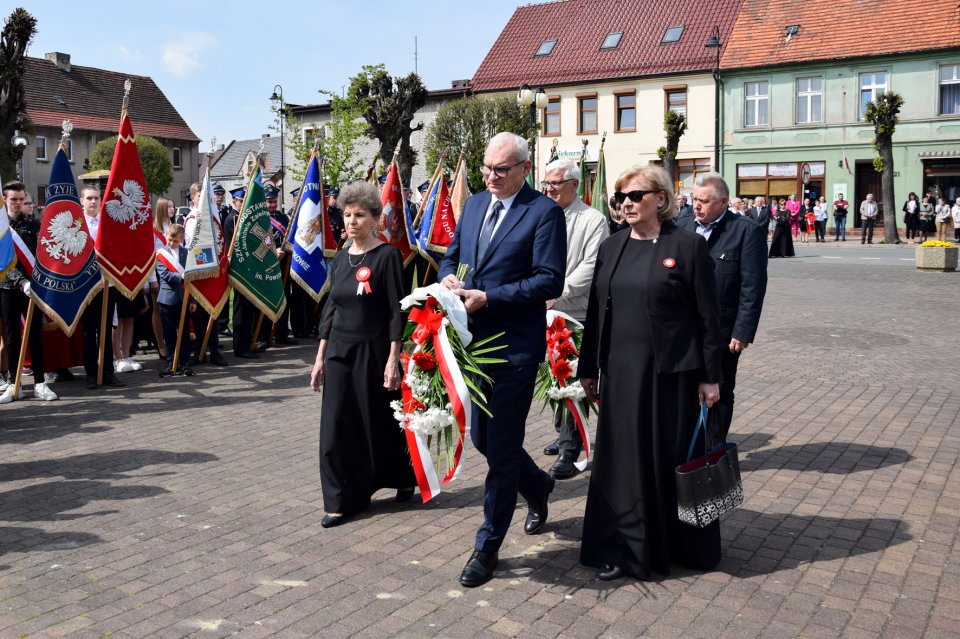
[915,246,958,271]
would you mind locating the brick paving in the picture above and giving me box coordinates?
[1,247,958,638]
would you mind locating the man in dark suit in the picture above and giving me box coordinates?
[439,132,566,588]
[752,196,771,230]
[680,173,767,446]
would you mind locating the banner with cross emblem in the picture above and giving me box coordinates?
[227,167,286,321]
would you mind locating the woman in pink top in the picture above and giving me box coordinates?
[786,194,802,239]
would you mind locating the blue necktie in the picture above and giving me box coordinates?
[477,201,504,263]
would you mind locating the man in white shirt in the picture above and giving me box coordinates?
[540,159,608,478]
[79,185,124,389]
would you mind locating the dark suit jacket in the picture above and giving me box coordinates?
[753,205,771,227]
[679,212,767,343]
[578,222,722,383]
[157,246,188,305]
[438,182,566,366]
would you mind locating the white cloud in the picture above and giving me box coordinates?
[161,33,217,77]
[117,45,142,63]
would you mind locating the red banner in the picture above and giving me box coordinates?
[95,113,156,299]
[425,179,455,253]
[379,162,415,266]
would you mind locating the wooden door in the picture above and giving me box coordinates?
[854,161,882,227]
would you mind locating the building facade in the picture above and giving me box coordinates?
[19,53,200,207]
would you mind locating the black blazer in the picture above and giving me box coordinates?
[754,205,771,226]
[579,222,722,384]
[678,212,768,343]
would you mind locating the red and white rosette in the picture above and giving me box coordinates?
[399,284,473,502]
[546,310,592,471]
[355,266,372,295]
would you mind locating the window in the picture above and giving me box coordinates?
[535,39,557,56]
[795,77,822,123]
[303,127,317,148]
[859,72,887,119]
[676,158,712,191]
[543,97,560,135]
[578,94,598,134]
[36,185,46,207]
[665,87,687,117]
[615,92,635,131]
[35,136,47,161]
[744,80,769,127]
[172,147,182,170]
[940,64,960,115]
[661,25,684,43]
[601,32,623,50]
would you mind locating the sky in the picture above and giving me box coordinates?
[10,0,529,149]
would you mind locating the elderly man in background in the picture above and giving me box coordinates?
[540,158,608,479]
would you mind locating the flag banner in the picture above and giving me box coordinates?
[30,147,104,336]
[11,229,34,277]
[183,169,220,282]
[425,178,456,256]
[449,154,471,223]
[228,167,286,322]
[0,191,15,280]
[380,161,416,267]
[577,155,592,207]
[591,147,610,224]
[184,207,230,316]
[414,163,446,268]
[288,151,332,302]
[95,112,156,299]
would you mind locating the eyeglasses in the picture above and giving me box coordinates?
[480,160,525,178]
[613,189,658,205]
[540,178,574,189]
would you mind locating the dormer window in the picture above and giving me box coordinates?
[535,39,557,56]
[661,25,684,44]
[601,32,623,50]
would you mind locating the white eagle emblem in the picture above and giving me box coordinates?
[41,211,88,264]
[105,179,151,230]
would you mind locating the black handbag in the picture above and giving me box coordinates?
[675,404,744,527]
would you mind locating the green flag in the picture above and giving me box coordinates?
[228,168,287,322]
[576,154,591,206]
[591,147,610,225]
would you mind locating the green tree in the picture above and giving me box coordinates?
[0,8,37,180]
[864,91,905,244]
[269,97,310,187]
[348,63,427,184]
[317,90,366,187]
[424,95,530,193]
[657,110,687,191]
[89,134,173,195]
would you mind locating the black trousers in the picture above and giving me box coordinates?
[553,409,583,456]
[190,305,221,359]
[0,287,45,383]
[709,345,741,447]
[862,218,876,243]
[814,220,826,242]
[81,289,117,378]
[232,294,256,354]
[160,301,191,367]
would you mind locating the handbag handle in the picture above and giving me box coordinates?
[685,403,709,462]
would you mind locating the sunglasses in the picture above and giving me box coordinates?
[613,189,658,205]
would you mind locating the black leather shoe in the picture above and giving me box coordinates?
[550,453,580,480]
[235,351,258,359]
[396,487,415,502]
[524,475,555,534]
[321,513,347,528]
[85,376,99,389]
[182,366,195,377]
[209,351,228,366]
[459,549,498,587]
[598,564,625,581]
[48,368,75,383]
[543,438,560,456]
[159,367,175,378]
[253,341,268,353]
[274,336,296,345]
[103,375,125,387]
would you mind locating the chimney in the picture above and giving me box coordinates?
[45,52,71,72]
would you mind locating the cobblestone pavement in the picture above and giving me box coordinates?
[2,247,958,638]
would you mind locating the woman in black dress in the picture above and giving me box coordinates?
[769,199,795,257]
[578,165,723,581]
[309,181,416,527]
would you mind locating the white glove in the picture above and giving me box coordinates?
[21,281,31,296]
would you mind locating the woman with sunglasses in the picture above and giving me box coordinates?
[578,165,722,582]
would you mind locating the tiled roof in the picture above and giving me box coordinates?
[22,56,199,141]
[470,0,743,91]
[211,137,284,177]
[723,0,960,70]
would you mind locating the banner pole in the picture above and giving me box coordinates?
[12,297,36,398]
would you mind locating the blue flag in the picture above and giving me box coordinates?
[287,152,331,302]
[414,167,445,270]
[0,193,15,280]
[31,146,104,336]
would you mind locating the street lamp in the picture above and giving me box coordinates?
[269,84,285,210]
[705,26,722,172]
[12,130,27,180]
[517,84,550,186]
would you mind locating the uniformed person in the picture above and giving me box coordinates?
[258,183,294,346]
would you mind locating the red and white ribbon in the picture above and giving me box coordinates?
[546,311,591,471]
[402,296,472,503]
[155,247,184,276]
[11,228,35,277]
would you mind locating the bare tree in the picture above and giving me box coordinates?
[657,110,687,191]
[864,91,905,244]
[0,8,37,180]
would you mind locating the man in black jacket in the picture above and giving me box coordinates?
[680,173,768,445]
